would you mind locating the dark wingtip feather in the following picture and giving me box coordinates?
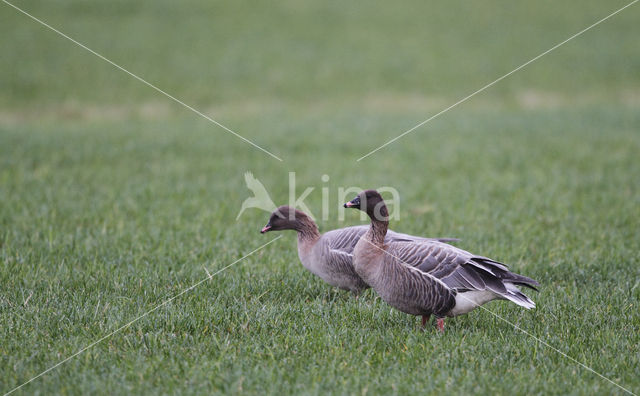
[472,258,540,289]
[508,273,540,290]
[513,282,539,292]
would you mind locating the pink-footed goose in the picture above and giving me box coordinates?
[260,205,458,295]
[344,190,539,331]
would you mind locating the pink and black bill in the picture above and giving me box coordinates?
[343,195,361,209]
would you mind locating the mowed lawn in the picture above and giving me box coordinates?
[1,1,639,395]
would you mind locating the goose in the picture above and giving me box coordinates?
[344,190,539,331]
[260,205,458,295]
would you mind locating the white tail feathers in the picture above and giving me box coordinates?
[503,283,536,309]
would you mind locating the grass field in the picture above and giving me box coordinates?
[1,1,640,394]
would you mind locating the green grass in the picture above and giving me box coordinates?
[1,0,640,395]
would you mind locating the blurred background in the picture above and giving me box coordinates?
[1,0,639,394]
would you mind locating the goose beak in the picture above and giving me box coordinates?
[260,224,272,233]
[344,196,361,209]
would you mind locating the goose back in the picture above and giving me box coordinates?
[299,225,457,294]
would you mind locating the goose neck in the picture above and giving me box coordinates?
[369,218,388,245]
[295,216,321,243]
[365,200,389,245]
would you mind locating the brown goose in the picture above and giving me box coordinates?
[344,190,539,331]
[260,205,458,295]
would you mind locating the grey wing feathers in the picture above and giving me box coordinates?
[387,240,539,300]
[322,226,457,255]
[323,226,369,254]
[387,241,470,273]
[325,248,357,276]
[386,230,460,244]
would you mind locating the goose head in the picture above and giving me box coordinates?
[344,189,389,221]
[261,205,313,233]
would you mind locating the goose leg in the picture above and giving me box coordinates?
[436,318,445,333]
[421,314,430,329]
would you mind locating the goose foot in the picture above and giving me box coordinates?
[436,318,445,333]
[421,314,431,329]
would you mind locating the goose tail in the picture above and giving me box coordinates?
[502,283,536,309]
[472,258,540,291]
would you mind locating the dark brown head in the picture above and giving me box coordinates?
[260,205,316,234]
[343,189,389,221]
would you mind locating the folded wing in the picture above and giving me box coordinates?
[387,240,539,309]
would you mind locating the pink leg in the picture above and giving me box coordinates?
[421,314,430,329]
[436,318,445,333]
